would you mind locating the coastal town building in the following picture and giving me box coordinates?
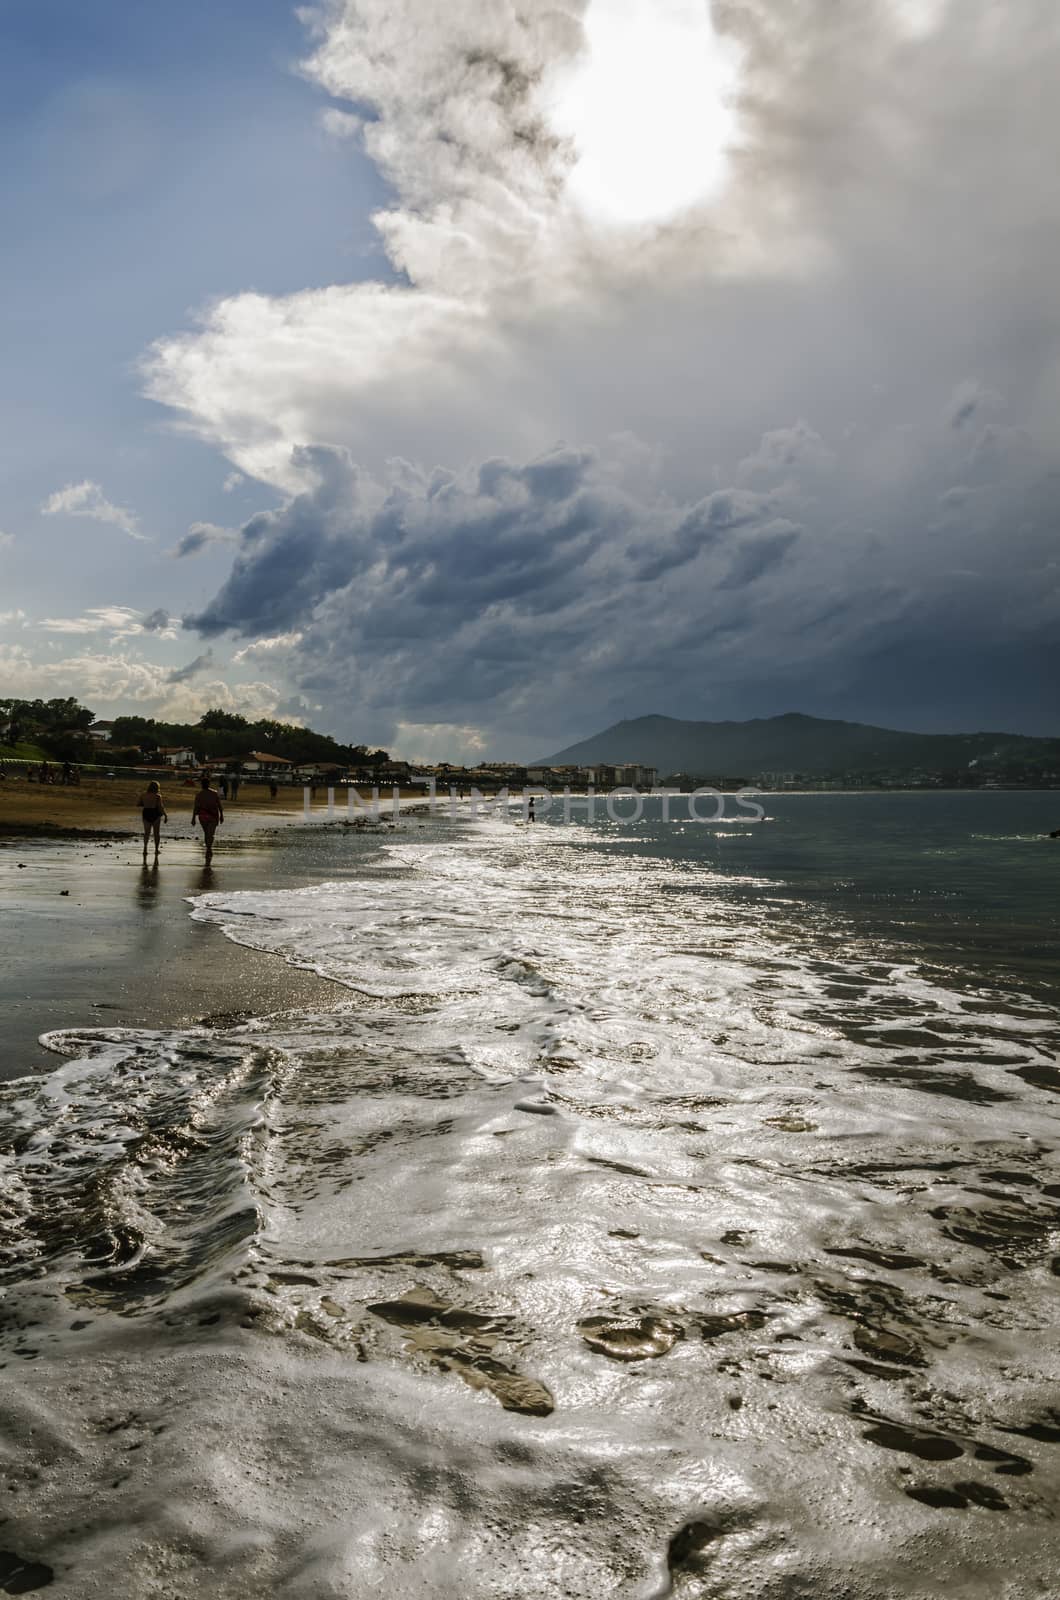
[581,763,659,789]
[524,763,659,789]
[294,761,345,781]
[241,751,294,774]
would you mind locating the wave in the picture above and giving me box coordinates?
[1,814,1058,1596]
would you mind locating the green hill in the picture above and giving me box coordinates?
[539,712,1060,778]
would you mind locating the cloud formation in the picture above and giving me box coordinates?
[0,640,285,725]
[38,605,178,641]
[166,648,215,684]
[148,0,1060,747]
[41,480,147,541]
[171,521,238,559]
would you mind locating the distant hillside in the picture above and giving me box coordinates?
[539,713,1060,777]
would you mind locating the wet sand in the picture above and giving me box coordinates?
[0,814,373,1082]
[0,772,428,838]
[0,772,317,837]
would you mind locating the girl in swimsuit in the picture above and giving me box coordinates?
[137,781,168,860]
[192,776,224,863]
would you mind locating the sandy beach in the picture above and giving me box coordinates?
[0,790,421,1081]
[0,772,346,839]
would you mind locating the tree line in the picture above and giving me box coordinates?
[0,698,389,769]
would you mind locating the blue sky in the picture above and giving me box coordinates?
[1,0,388,656]
[2,1,1059,758]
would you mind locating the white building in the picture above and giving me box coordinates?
[241,751,294,774]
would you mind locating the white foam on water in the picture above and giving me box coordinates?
[1,814,1058,1596]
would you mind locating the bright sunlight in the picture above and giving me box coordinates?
[548,0,740,226]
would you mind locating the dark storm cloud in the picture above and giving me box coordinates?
[140,608,170,631]
[187,449,363,636]
[184,443,806,686]
[186,445,625,639]
[632,490,774,583]
[155,0,1060,748]
[172,522,238,559]
[166,648,214,684]
[185,407,1060,743]
[717,522,801,590]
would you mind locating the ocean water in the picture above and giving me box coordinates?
[1,794,1058,1597]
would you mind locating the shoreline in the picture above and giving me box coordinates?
[0,806,417,1083]
[0,773,435,840]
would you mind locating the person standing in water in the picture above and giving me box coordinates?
[192,774,224,863]
[137,780,168,861]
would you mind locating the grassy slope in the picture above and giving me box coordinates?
[0,742,49,761]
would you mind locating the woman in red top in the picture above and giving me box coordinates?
[191,775,224,862]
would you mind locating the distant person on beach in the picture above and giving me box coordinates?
[269,780,278,799]
[230,775,240,800]
[219,775,229,799]
[137,780,168,860]
[192,775,224,862]
[527,796,536,824]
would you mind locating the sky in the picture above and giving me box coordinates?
[2,0,1059,761]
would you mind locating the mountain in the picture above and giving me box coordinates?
[538,713,1060,777]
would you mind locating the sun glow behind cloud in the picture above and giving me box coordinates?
[548,0,740,226]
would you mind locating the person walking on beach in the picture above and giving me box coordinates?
[137,780,168,860]
[192,774,224,863]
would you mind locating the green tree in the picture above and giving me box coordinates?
[199,709,249,732]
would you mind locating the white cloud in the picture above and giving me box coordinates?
[0,608,26,626]
[222,471,245,493]
[0,642,285,725]
[41,480,148,540]
[395,722,487,764]
[146,0,1060,742]
[0,531,13,550]
[160,677,286,724]
[144,2,1060,501]
[232,631,303,662]
[0,646,164,705]
[38,606,178,640]
[319,107,363,140]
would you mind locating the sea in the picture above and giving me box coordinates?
[1,792,1058,1598]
